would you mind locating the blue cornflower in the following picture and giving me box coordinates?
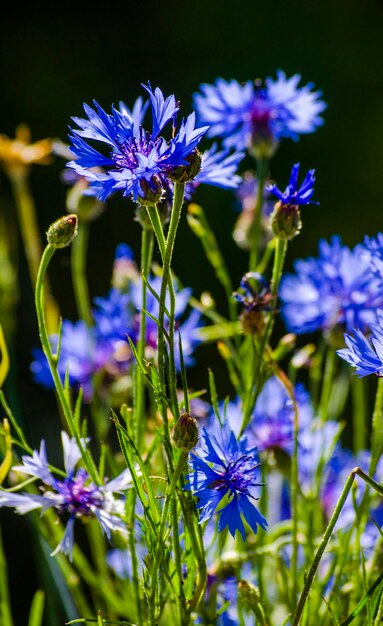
[68,85,209,203]
[363,233,383,284]
[194,72,326,156]
[337,309,383,376]
[280,236,383,335]
[266,163,317,206]
[188,421,267,539]
[0,432,133,560]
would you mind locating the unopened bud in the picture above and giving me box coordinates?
[167,150,202,183]
[270,201,302,240]
[173,412,199,451]
[240,309,265,335]
[137,175,164,207]
[238,580,262,609]
[47,214,78,248]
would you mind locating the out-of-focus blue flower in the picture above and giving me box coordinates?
[266,163,317,206]
[190,143,244,191]
[0,432,132,560]
[280,236,383,335]
[337,309,383,376]
[194,72,326,155]
[222,376,313,454]
[68,85,209,203]
[188,420,267,540]
[31,245,203,400]
[31,321,113,401]
[235,171,274,216]
[363,233,383,284]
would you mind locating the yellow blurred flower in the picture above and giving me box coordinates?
[0,124,52,177]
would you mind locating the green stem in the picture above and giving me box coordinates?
[35,244,98,483]
[10,173,58,331]
[319,347,336,423]
[292,467,383,625]
[71,219,93,326]
[241,237,288,431]
[135,228,154,445]
[0,525,13,626]
[351,375,368,452]
[249,158,269,272]
[155,183,185,441]
[129,493,142,625]
[276,370,299,605]
[369,376,383,474]
[149,451,188,624]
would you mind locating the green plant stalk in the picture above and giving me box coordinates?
[0,525,13,626]
[0,389,29,449]
[27,590,45,626]
[135,228,154,445]
[171,496,186,623]
[351,375,368,453]
[149,451,188,625]
[249,158,269,272]
[71,219,93,326]
[276,369,299,605]
[35,244,99,483]
[369,376,383,474]
[10,173,57,330]
[129,502,142,626]
[241,237,288,431]
[158,182,185,424]
[292,467,383,625]
[319,347,336,423]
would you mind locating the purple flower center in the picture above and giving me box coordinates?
[212,455,261,496]
[112,129,160,172]
[55,469,103,517]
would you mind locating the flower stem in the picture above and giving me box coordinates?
[135,227,154,445]
[35,244,98,483]
[292,467,383,624]
[369,376,383,474]
[149,451,188,624]
[0,525,14,626]
[351,375,368,453]
[71,218,93,326]
[319,346,336,422]
[275,368,299,605]
[249,158,269,272]
[10,173,58,332]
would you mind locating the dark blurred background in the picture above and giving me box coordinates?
[1,0,383,622]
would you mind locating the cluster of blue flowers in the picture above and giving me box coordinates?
[68,84,244,205]
[8,68,383,625]
[280,235,383,336]
[31,244,203,401]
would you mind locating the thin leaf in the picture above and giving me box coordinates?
[28,590,45,626]
[208,369,222,426]
[0,326,9,389]
[339,570,383,625]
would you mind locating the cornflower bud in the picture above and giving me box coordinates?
[270,201,302,240]
[172,412,199,451]
[167,149,202,183]
[47,214,78,248]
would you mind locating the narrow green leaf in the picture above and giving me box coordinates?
[208,369,222,426]
[339,570,383,625]
[27,590,45,626]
